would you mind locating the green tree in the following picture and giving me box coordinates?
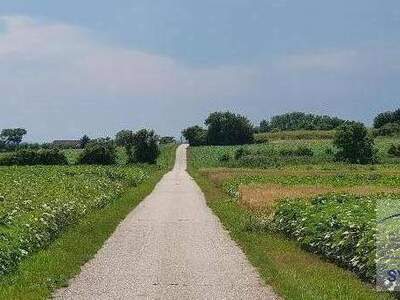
[115,130,134,147]
[80,135,91,149]
[78,138,116,165]
[259,120,272,133]
[333,122,377,164]
[130,129,160,164]
[159,136,176,144]
[115,129,136,160]
[1,128,27,145]
[205,111,254,145]
[373,108,400,128]
[181,126,207,146]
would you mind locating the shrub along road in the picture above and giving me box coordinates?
[55,145,277,299]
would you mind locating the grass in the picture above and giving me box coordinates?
[0,144,176,299]
[188,164,393,299]
[189,136,400,169]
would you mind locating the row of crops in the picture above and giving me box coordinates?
[0,165,148,275]
[189,143,400,289]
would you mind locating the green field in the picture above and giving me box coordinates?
[189,136,400,169]
[0,144,176,298]
[188,136,400,299]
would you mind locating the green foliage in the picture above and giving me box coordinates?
[255,130,336,142]
[373,122,400,137]
[130,129,160,164]
[260,112,346,132]
[0,149,68,166]
[182,125,207,146]
[272,194,385,281]
[234,147,251,160]
[115,129,134,147]
[79,135,90,149]
[333,122,377,164]
[205,111,254,145]
[0,128,27,147]
[78,139,117,165]
[374,108,400,129]
[388,144,400,157]
[218,153,231,162]
[159,136,176,144]
[0,165,148,276]
[278,146,314,157]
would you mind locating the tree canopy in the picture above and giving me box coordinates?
[373,108,400,129]
[0,128,27,145]
[259,112,346,132]
[205,112,254,145]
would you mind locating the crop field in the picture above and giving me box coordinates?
[188,137,400,297]
[189,136,400,169]
[0,145,175,277]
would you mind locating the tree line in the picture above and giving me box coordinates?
[0,128,177,166]
[258,112,347,132]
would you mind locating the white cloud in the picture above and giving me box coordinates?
[0,16,256,101]
[0,15,399,140]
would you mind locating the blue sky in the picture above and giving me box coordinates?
[0,1,399,141]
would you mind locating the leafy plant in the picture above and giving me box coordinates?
[333,122,377,164]
[272,194,379,281]
[130,129,160,164]
[234,147,251,160]
[182,125,207,146]
[218,153,231,162]
[388,144,400,157]
[78,138,117,165]
[0,149,68,166]
[205,111,254,145]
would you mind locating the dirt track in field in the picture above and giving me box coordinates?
[55,144,277,299]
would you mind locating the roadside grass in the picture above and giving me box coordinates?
[188,166,393,300]
[0,145,176,299]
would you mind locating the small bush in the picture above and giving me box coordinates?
[388,144,400,157]
[237,154,278,168]
[0,149,68,166]
[234,147,251,160]
[279,146,313,157]
[218,153,231,162]
[78,139,116,165]
[333,122,377,164]
[373,122,400,137]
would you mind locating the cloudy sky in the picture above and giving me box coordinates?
[0,1,399,141]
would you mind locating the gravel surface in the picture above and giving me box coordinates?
[54,145,277,299]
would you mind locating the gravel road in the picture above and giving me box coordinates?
[55,144,277,299]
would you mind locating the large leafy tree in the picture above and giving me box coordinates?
[205,111,254,145]
[0,128,27,146]
[131,129,160,164]
[181,126,207,146]
[333,122,377,164]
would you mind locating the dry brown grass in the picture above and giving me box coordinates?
[239,184,400,212]
[200,167,400,186]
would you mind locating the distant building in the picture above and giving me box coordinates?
[52,140,81,148]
